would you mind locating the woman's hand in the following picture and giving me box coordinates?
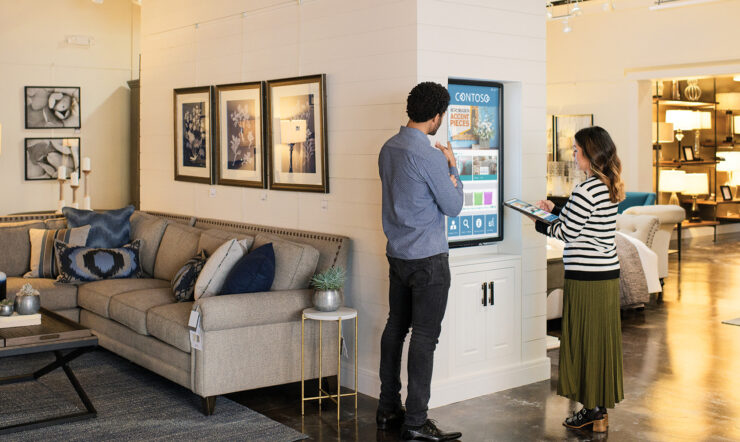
[535,200,555,212]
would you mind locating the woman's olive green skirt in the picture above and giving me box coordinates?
[558,278,624,409]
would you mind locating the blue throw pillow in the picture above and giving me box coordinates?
[220,243,275,295]
[55,239,142,283]
[172,251,208,302]
[62,205,135,248]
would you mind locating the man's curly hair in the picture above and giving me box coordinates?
[406,82,450,123]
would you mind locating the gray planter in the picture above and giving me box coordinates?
[312,289,343,312]
[14,294,40,315]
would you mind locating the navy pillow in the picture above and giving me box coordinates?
[220,243,275,295]
[63,205,135,248]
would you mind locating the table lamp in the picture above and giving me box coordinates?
[280,120,306,173]
[684,172,708,223]
[665,109,697,150]
[659,169,685,205]
[717,92,740,143]
[717,151,740,190]
[652,122,674,161]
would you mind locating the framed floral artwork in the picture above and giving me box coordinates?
[25,87,81,129]
[214,81,266,188]
[266,74,328,193]
[24,137,80,180]
[173,86,214,184]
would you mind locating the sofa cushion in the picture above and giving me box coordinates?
[56,239,142,283]
[147,302,193,353]
[44,218,68,230]
[0,220,44,276]
[109,288,175,335]
[252,234,320,290]
[153,223,202,281]
[198,229,254,257]
[220,243,275,295]
[25,226,91,278]
[6,277,78,311]
[78,278,170,319]
[130,212,169,277]
[194,238,249,300]
[172,251,207,302]
[63,205,135,248]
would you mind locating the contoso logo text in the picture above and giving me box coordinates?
[454,92,491,103]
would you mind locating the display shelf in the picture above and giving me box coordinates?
[697,199,740,205]
[654,160,719,167]
[652,98,717,108]
[718,215,740,221]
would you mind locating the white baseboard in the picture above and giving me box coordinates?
[353,357,551,409]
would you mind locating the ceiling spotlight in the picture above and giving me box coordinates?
[546,2,553,18]
[571,0,583,16]
[563,18,572,33]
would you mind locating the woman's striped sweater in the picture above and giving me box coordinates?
[536,176,620,281]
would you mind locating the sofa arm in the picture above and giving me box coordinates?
[616,214,659,248]
[195,289,313,331]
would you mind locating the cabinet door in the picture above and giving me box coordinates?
[451,269,489,368]
[486,267,518,362]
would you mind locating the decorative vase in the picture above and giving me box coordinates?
[14,293,40,315]
[312,289,343,312]
[684,80,702,101]
[0,304,13,316]
[478,138,490,148]
[672,80,680,100]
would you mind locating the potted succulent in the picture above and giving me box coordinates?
[310,266,346,312]
[14,283,41,315]
[0,298,13,316]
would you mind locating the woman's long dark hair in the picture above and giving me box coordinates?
[574,126,625,203]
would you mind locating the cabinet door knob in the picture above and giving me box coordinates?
[481,282,487,306]
[489,281,494,305]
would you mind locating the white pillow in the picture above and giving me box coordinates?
[194,238,249,300]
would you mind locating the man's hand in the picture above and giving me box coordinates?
[449,174,458,188]
[435,141,457,169]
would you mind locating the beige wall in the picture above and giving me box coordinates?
[0,0,140,215]
[547,0,740,192]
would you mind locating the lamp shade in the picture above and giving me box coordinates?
[279,120,306,144]
[665,109,698,131]
[652,122,674,143]
[696,111,712,129]
[684,173,709,196]
[717,92,740,111]
[659,169,686,193]
[735,115,740,134]
[717,152,740,172]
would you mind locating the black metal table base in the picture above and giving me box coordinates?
[0,348,97,435]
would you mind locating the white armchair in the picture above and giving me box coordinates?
[623,205,686,279]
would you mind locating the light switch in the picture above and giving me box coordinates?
[261,191,268,201]
[209,187,217,197]
[321,199,328,211]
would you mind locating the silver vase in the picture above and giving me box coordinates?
[0,304,13,316]
[14,294,40,315]
[313,290,343,312]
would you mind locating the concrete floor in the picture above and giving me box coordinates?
[230,235,740,441]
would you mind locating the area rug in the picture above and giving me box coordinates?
[722,318,740,327]
[0,350,307,441]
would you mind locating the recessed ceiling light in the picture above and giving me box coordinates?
[92,0,103,4]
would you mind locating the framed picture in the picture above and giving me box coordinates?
[25,87,81,129]
[174,86,214,184]
[547,115,554,162]
[720,185,733,201]
[683,146,695,161]
[25,137,80,180]
[554,114,593,161]
[214,81,266,188]
[266,74,328,193]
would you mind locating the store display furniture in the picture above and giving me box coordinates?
[618,192,656,214]
[624,205,686,275]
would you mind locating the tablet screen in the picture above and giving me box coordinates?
[504,198,559,224]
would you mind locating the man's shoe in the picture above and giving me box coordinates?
[563,407,607,433]
[401,419,461,441]
[376,407,405,430]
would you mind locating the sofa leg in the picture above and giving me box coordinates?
[202,396,216,416]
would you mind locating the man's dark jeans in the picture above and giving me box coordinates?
[378,253,451,427]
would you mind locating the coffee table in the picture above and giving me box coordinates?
[0,308,98,434]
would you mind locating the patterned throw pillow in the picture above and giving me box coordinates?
[172,251,208,302]
[25,226,91,279]
[55,239,142,283]
[62,205,135,248]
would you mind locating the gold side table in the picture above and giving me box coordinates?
[301,307,358,421]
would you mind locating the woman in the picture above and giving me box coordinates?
[535,126,625,433]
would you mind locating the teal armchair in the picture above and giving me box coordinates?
[618,192,656,214]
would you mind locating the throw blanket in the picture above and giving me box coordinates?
[615,233,649,307]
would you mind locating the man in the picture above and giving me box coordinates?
[376,82,464,441]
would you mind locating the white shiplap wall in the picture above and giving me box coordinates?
[140,0,547,396]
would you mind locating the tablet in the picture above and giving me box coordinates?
[504,198,559,225]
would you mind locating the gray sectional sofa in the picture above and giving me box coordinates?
[0,210,349,415]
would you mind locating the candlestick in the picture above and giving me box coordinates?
[70,172,79,186]
[57,165,67,180]
[82,157,91,172]
[83,169,92,210]
[56,199,66,214]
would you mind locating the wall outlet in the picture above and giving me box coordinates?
[321,199,328,211]
[261,191,268,201]
[209,187,217,197]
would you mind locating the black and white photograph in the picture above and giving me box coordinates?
[174,86,213,184]
[683,145,695,161]
[25,137,80,180]
[25,87,81,129]
[720,185,733,201]
[267,74,328,193]
[214,81,266,188]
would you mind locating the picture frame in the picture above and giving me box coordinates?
[174,86,214,184]
[720,185,733,201]
[554,114,593,161]
[546,115,554,162]
[24,137,80,180]
[266,74,328,193]
[214,81,266,188]
[683,146,695,161]
[25,86,81,129]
